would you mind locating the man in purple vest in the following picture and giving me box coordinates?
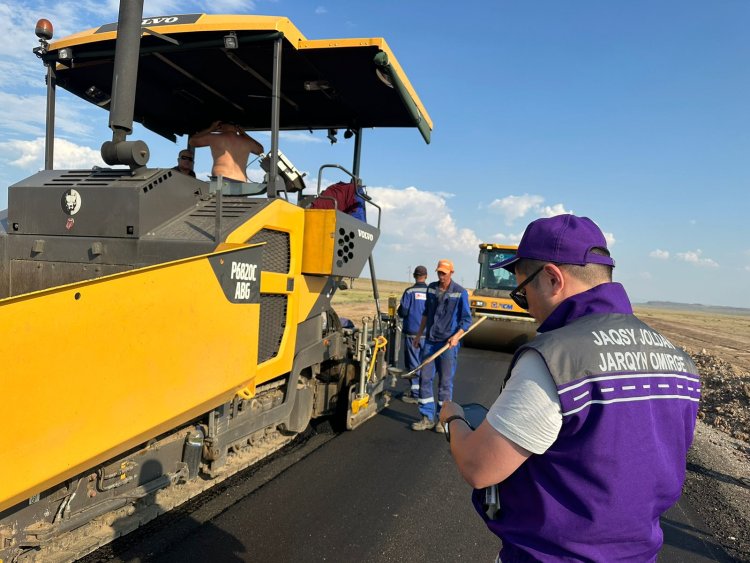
[439,214,700,562]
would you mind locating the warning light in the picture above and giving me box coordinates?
[35,19,53,41]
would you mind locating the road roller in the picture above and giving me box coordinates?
[463,243,539,350]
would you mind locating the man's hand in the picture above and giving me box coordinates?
[448,328,464,349]
[190,121,223,146]
[439,401,464,424]
[202,120,222,134]
[412,333,422,348]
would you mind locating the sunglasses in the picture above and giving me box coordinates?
[509,265,545,310]
[180,155,194,162]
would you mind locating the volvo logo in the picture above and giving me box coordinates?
[141,16,179,25]
[357,229,374,241]
[96,15,201,34]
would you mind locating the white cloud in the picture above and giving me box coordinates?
[315,6,328,15]
[676,249,719,268]
[0,137,105,169]
[0,90,98,140]
[489,231,525,244]
[538,203,572,218]
[368,186,480,253]
[365,186,481,284]
[639,272,653,280]
[487,193,572,225]
[486,203,612,248]
[0,2,115,73]
[0,92,47,137]
[0,2,53,88]
[649,249,670,260]
[488,194,543,224]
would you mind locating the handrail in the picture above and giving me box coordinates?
[316,164,357,195]
[315,164,381,229]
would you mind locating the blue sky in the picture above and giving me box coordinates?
[1,1,749,308]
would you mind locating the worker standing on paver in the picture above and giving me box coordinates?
[398,265,429,403]
[190,120,264,183]
[411,259,471,432]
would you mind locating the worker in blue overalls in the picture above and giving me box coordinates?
[411,259,472,432]
[398,265,429,403]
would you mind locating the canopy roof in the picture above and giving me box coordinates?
[45,14,432,143]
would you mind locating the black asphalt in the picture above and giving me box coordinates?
[91,347,731,562]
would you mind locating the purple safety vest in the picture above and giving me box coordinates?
[474,283,700,562]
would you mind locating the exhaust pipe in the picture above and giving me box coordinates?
[100,0,150,169]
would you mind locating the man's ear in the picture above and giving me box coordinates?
[543,264,566,294]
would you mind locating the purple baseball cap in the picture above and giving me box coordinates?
[491,214,615,273]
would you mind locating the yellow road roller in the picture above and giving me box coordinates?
[463,243,539,350]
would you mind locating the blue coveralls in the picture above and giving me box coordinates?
[397,281,428,397]
[418,280,472,420]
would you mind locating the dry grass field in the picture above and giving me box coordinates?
[635,306,750,374]
[331,278,411,323]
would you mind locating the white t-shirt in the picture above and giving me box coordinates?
[486,350,563,455]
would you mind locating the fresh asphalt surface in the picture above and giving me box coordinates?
[90,347,731,562]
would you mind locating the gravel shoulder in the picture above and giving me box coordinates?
[686,422,750,562]
[639,307,750,562]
